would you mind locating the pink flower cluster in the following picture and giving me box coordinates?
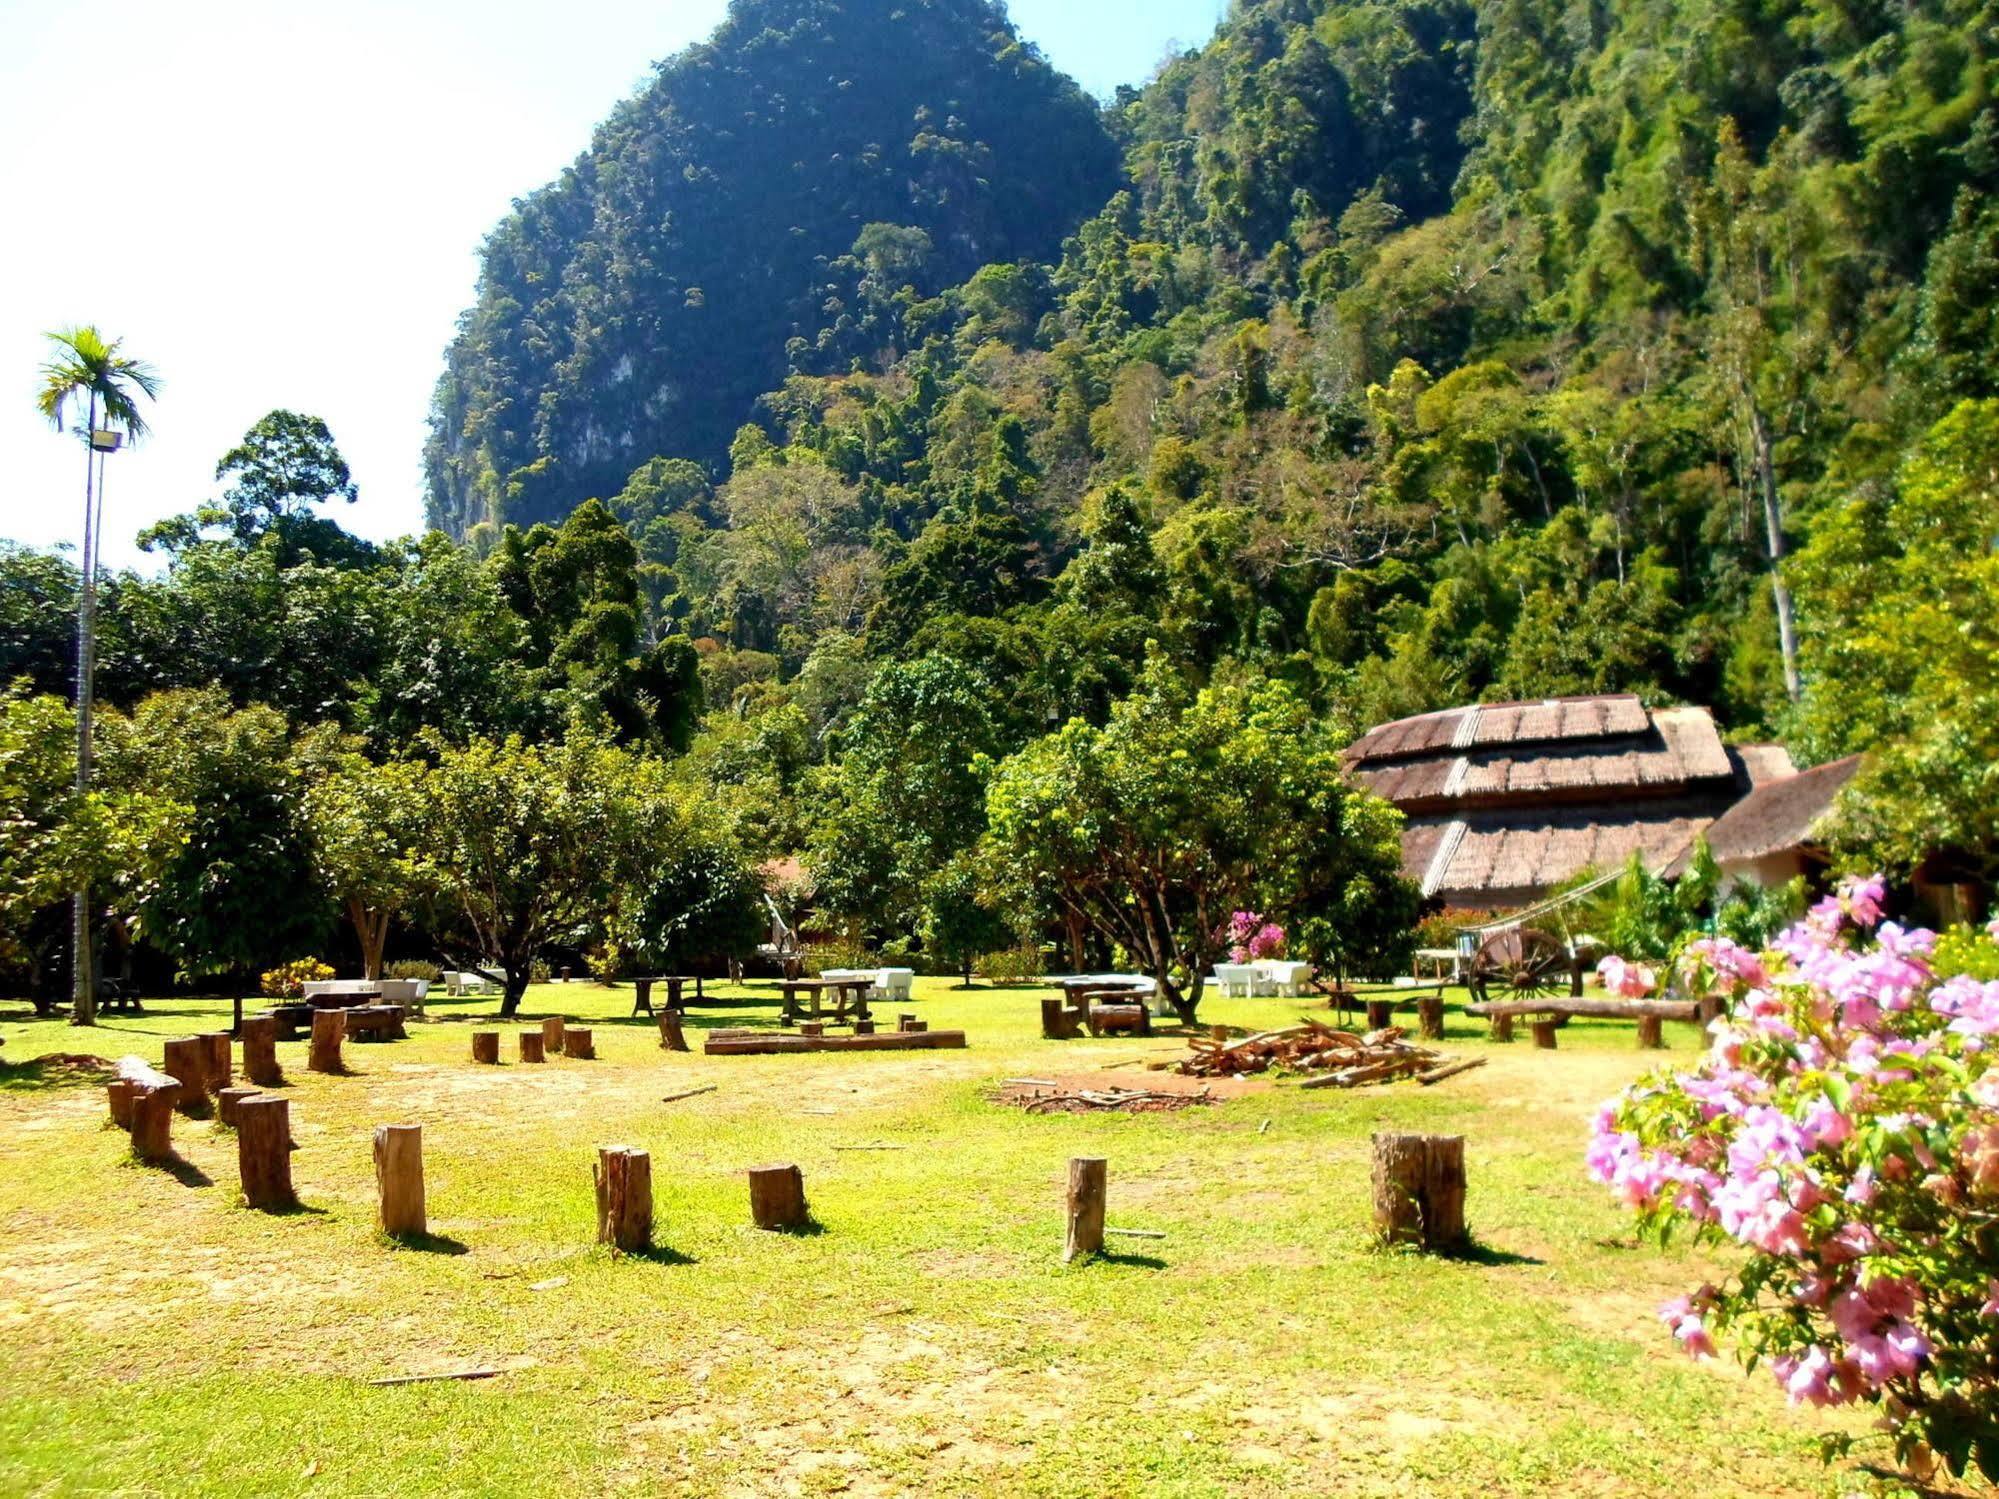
[1597,953,1658,998]
[1223,910,1285,963]
[1589,876,1999,1464]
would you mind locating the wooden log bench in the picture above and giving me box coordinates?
[1464,996,1700,1048]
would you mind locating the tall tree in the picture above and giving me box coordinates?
[35,325,158,1025]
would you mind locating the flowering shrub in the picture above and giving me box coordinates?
[1222,910,1285,963]
[1589,879,1999,1483]
[259,958,334,999]
[1596,953,1659,998]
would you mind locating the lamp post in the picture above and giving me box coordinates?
[69,425,122,1026]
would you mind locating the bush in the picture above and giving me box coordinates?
[530,958,551,985]
[260,958,334,999]
[384,960,442,983]
[1934,924,1999,982]
[1589,882,1999,1484]
[802,938,871,976]
[975,944,1045,985]
[1412,908,1502,950]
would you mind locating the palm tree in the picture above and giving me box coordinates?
[37,327,158,1026]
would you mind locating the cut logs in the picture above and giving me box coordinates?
[564,1028,595,1060]
[1371,1131,1467,1252]
[748,1163,809,1231]
[518,1031,545,1064]
[1064,1156,1107,1263]
[309,1009,346,1074]
[373,1123,426,1238]
[216,1085,262,1127]
[1175,1022,1474,1091]
[1365,999,1394,1031]
[241,1014,282,1087]
[593,1146,652,1251]
[200,1031,233,1090]
[1417,996,1445,1041]
[237,1095,295,1210]
[162,1036,208,1112]
[657,1010,688,1052]
[471,1030,500,1065]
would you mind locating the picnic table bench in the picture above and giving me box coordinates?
[631,975,706,1016]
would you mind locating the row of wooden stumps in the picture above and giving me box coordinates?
[592,1150,810,1251]
[470,1018,595,1064]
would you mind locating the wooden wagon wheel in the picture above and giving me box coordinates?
[1467,927,1569,1008]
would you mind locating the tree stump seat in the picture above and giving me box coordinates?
[1085,1003,1150,1037]
[342,1006,404,1042]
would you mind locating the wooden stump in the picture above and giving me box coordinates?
[564,1028,595,1060]
[519,1031,545,1064]
[471,1030,500,1065]
[237,1096,295,1210]
[131,1085,176,1161]
[854,1019,876,1035]
[106,1078,137,1128]
[1491,1012,1514,1043]
[241,1015,282,1087]
[657,1010,689,1052]
[1417,996,1445,1041]
[373,1123,426,1238]
[162,1037,209,1113]
[1039,999,1070,1040]
[1636,1014,1665,1050]
[800,1021,824,1038]
[1064,1156,1107,1264]
[904,1020,928,1034]
[1371,1131,1466,1251]
[216,1085,262,1127]
[1365,999,1394,1031]
[594,1146,652,1251]
[899,1013,919,1033]
[308,1009,346,1074]
[748,1164,808,1231]
[1530,1019,1559,1050]
[201,1031,233,1090]
[541,1016,565,1056]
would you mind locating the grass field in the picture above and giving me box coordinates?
[0,978,1916,1496]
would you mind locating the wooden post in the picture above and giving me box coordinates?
[800,1021,824,1038]
[594,1146,652,1251]
[518,1031,545,1064]
[898,1013,917,1032]
[373,1123,425,1238]
[216,1085,262,1127]
[1491,1012,1514,1043]
[131,1085,176,1161]
[1064,1156,1107,1263]
[200,1031,233,1090]
[162,1037,208,1112]
[1371,1131,1466,1251]
[748,1164,808,1231]
[854,1019,876,1035]
[237,1096,295,1210]
[471,1030,500,1065]
[541,1016,564,1056]
[241,1015,282,1087]
[308,1010,346,1074]
[564,1028,595,1060]
[657,1011,688,1052]
[1040,998,1070,1040]
[1365,999,1393,1031]
[1531,1019,1559,1050]
[1417,996,1445,1041]
[106,1078,137,1128]
[1637,1014,1665,1050]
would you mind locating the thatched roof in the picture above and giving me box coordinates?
[1664,755,1863,876]
[1352,695,1797,904]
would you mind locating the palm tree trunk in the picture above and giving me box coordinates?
[71,391,99,1027]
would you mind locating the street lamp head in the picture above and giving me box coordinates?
[88,428,123,453]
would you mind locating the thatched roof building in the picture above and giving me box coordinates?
[1663,754,1864,886]
[1345,695,1810,908]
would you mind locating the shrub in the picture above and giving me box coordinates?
[1934,924,1999,982]
[1221,910,1285,962]
[259,958,334,999]
[802,938,870,976]
[1589,880,1999,1484]
[384,960,442,983]
[1413,908,1503,950]
[975,944,1045,985]
[530,958,551,985]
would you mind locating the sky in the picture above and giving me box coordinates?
[0,0,1227,569]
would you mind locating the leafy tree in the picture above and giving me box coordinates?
[919,853,1012,986]
[304,755,436,979]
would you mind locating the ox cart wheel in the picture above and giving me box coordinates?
[1467,927,1569,1010]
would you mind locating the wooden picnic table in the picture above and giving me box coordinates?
[779,978,873,1026]
[631,975,707,1016]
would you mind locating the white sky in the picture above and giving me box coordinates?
[0,0,1224,569]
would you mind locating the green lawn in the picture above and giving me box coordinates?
[0,979,1910,1496]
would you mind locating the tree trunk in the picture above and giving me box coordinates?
[237,1096,295,1210]
[1371,1132,1466,1251]
[70,390,99,1028]
[373,1123,425,1238]
[1746,400,1802,703]
[748,1164,808,1231]
[241,1015,282,1086]
[594,1146,652,1251]
[350,900,390,982]
[1064,1156,1107,1263]
[500,965,529,1018]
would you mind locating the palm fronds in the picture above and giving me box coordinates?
[36,325,160,440]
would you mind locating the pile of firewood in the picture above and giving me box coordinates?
[1173,1022,1484,1089]
[999,1082,1217,1114]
